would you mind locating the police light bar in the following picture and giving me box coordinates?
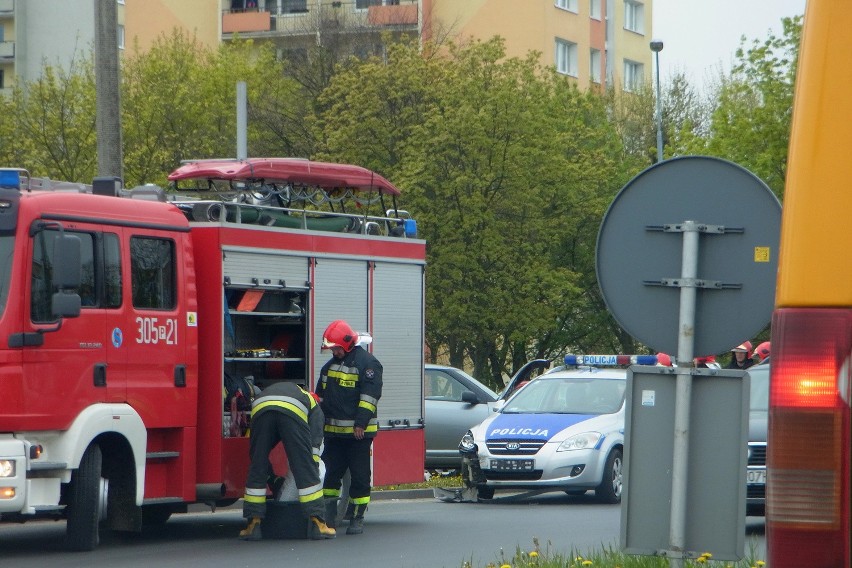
[564,354,658,366]
[0,169,21,190]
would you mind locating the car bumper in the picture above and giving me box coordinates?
[472,447,607,489]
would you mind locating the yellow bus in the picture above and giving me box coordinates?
[768,1,852,566]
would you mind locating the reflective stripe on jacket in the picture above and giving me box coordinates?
[316,345,382,438]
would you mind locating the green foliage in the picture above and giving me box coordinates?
[671,16,802,198]
[0,14,801,383]
[314,37,629,386]
[460,539,767,568]
[8,57,98,181]
[122,31,305,187]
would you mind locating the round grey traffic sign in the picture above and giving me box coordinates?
[596,156,781,357]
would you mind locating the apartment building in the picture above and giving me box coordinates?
[220,0,653,91]
[0,0,109,94]
[425,0,653,91]
[0,0,651,94]
[0,0,218,94]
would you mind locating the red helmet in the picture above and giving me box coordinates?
[694,355,716,365]
[656,353,673,367]
[321,320,357,352]
[753,341,771,362]
[731,341,753,357]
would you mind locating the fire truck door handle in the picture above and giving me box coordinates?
[174,365,186,387]
[94,363,107,387]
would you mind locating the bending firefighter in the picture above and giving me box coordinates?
[239,382,336,541]
[317,320,383,535]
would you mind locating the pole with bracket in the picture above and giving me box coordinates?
[643,220,743,568]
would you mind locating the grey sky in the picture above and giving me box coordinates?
[652,0,806,89]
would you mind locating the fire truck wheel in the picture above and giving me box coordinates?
[594,448,623,504]
[65,443,104,551]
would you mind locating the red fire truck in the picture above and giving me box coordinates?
[0,158,426,550]
[767,1,852,567]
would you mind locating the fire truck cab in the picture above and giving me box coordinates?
[0,159,426,550]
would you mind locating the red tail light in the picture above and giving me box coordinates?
[768,308,852,568]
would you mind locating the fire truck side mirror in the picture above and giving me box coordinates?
[52,291,81,319]
[51,234,82,319]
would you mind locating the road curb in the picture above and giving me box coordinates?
[371,488,434,500]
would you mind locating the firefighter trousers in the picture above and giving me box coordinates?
[322,437,373,514]
[243,410,324,520]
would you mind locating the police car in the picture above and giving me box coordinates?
[458,355,655,503]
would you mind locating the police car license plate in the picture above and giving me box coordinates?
[747,469,766,484]
[490,459,534,471]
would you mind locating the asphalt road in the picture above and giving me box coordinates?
[0,491,766,568]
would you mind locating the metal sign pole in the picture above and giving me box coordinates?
[669,220,699,568]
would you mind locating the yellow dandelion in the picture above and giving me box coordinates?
[582,561,593,566]
[500,565,511,568]
[756,562,766,567]
[529,551,539,558]
[702,552,713,559]
[696,558,707,564]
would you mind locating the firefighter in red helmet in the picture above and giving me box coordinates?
[753,341,771,364]
[316,320,383,535]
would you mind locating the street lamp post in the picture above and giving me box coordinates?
[650,39,664,163]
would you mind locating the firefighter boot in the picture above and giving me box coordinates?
[346,504,366,535]
[309,516,337,540]
[324,499,339,529]
[239,516,263,541]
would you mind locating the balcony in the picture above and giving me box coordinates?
[222,0,419,39]
[0,0,13,17]
[0,41,14,59]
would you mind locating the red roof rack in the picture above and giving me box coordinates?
[167,158,401,196]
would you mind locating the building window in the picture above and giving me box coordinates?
[623,60,643,92]
[118,25,125,49]
[624,0,644,33]
[117,0,125,4]
[556,0,578,12]
[555,39,578,77]
[0,69,4,89]
[590,0,601,19]
[282,0,307,13]
[590,49,601,84]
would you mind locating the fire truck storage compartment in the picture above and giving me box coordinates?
[311,257,425,430]
[222,249,311,437]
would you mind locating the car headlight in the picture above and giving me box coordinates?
[459,430,476,453]
[0,459,15,477]
[557,432,601,452]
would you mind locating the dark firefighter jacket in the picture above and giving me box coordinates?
[316,345,382,438]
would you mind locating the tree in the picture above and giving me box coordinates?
[670,16,802,197]
[121,31,305,187]
[8,56,98,181]
[314,38,629,388]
